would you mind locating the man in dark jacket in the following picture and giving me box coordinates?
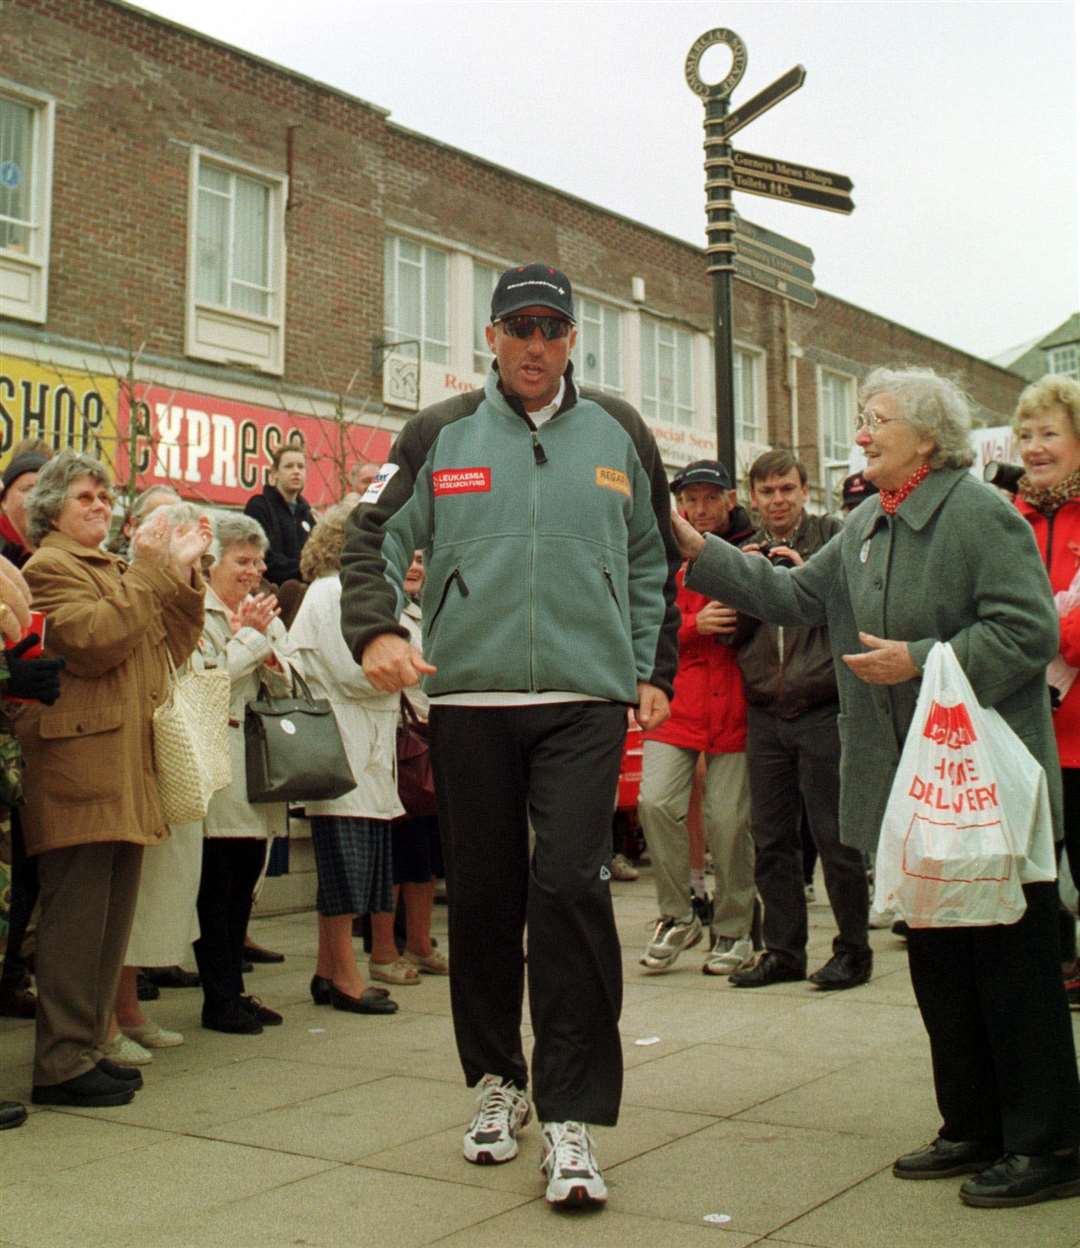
[638,460,758,977]
[730,450,871,990]
[243,443,315,584]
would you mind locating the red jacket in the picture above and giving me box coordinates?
[643,564,747,754]
[1017,493,1080,767]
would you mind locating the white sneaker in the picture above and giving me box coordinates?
[639,913,702,972]
[541,1121,608,1207]
[103,1034,153,1066]
[610,853,639,882]
[702,935,754,975]
[463,1075,531,1165]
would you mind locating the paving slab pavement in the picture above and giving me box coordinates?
[3,869,1080,1247]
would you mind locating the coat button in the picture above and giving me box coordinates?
[873,577,883,589]
[75,723,84,733]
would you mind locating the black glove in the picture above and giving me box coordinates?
[6,634,65,704]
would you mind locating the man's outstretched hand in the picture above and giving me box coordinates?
[362,632,437,692]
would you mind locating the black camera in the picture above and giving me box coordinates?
[759,540,797,569]
[983,461,1025,494]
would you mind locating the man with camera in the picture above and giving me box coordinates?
[729,450,871,989]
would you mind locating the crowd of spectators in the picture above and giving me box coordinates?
[0,445,443,1124]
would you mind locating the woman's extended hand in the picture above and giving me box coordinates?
[672,511,705,561]
[842,632,919,685]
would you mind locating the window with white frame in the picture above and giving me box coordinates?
[640,318,694,426]
[574,298,623,395]
[384,235,449,366]
[820,368,856,465]
[1049,345,1079,380]
[0,82,54,323]
[186,148,286,373]
[473,261,499,373]
[734,346,765,445]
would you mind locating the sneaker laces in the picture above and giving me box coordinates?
[471,1079,522,1134]
[543,1121,596,1174]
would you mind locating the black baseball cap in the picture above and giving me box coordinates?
[842,471,879,508]
[491,264,575,324]
[670,460,734,493]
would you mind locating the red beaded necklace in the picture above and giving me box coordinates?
[878,463,931,515]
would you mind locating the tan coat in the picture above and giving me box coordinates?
[15,532,205,856]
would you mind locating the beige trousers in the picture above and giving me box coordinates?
[638,741,755,937]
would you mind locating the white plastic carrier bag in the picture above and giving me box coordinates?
[873,641,1056,928]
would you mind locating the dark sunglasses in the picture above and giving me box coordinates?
[498,315,572,341]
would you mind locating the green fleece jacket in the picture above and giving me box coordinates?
[339,365,681,703]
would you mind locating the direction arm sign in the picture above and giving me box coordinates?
[718,65,806,140]
[732,150,853,195]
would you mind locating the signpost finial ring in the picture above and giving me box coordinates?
[685,28,747,99]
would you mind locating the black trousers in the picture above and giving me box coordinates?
[907,882,1080,1154]
[430,701,627,1126]
[1,809,39,989]
[193,837,266,1012]
[746,703,869,969]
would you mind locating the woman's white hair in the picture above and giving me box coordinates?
[211,512,268,561]
[859,367,975,471]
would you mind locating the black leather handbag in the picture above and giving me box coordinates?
[244,669,356,803]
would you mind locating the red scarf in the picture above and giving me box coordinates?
[0,511,27,553]
[878,463,930,515]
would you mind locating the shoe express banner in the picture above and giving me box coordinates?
[0,356,392,509]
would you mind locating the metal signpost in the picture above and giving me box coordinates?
[685,29,854,470]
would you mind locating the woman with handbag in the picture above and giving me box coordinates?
[673,368,1080,1209]
[195,514,290,1035]
[289,504,402,1012]
[17,451,208,1108]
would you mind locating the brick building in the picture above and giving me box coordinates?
[1,0,1027,513]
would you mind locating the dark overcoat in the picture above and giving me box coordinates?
[686,468,1061,854]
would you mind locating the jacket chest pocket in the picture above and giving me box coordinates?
[39,703,125,804]
[40,703,125,740]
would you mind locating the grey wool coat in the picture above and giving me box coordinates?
[685,467,1062,855]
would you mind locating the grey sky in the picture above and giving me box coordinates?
[132,0,1078,362]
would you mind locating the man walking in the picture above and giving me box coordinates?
[340,263,679,1209]
[638,460,757,976]
[730,450,872,990]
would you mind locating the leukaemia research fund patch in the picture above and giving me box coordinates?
[595,467,630,497]
[361,463,399,504]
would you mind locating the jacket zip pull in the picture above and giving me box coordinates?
[452,569,470,597]
[531,434,548,466]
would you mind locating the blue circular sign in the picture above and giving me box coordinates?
[0,161,22,190]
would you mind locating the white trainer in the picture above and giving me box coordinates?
[702,935,754,975]
[639,912,702,972]
[463,1075,531,1165]
[541,1121,608,1207]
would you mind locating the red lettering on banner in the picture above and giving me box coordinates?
[115,385,391,508]
[432,468,492,496]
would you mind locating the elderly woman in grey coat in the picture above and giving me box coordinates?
[194,513,290,1035]
[674,367,1080,1210]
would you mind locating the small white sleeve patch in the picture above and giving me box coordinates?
[361,462,399,504]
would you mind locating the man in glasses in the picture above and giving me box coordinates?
[340,262,679,1210]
